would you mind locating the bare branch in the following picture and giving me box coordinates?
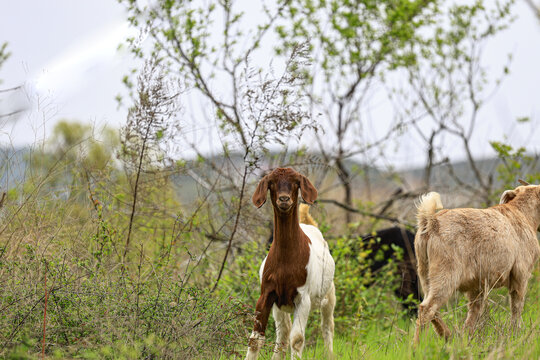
[315,198,414,228]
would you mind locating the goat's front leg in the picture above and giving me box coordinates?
[320,282,335,359]
[246,293,276,360]
[290,295,311,359]
[271,305,291,360]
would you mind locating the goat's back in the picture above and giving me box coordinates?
[425,207,538,291]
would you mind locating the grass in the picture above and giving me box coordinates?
[220,276,540,359]
[2,137,540,359]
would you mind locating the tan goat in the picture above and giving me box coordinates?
[414,182,540,344]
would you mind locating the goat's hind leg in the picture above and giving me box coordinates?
[271,305,291,360]
[290,296,311,359]
[414,282,452,344]
[509,269,530,332]
[320,282,336,359]
[464,290,485,335]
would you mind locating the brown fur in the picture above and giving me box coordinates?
[413,186,540,344]
[250,168,317,335]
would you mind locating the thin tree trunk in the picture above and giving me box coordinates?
[212,165,249,292]
[335,157,352,225]
[123,125,151,263]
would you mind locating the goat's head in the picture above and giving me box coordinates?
[500,182,540,209]
[500,182,540,231]
[252,168,317,213]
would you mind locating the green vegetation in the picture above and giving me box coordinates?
[0,121,538,358]
[218,269,540,359]
[1,0,540,358]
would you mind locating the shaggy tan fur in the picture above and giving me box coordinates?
[413,186,540,344]
[299,204,318,227]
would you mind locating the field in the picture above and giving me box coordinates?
[1,138,540,360]
[1,102,540,360]
[2,0,540,358]
[219,285,540,359]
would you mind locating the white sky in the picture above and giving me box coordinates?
[0,1,539,169]
[0,0,134,146]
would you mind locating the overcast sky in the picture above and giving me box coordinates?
[0,1,539,169]
[0,0,133,146]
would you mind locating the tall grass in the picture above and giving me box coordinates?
[0,139,258,359]
[221,270,540,359]
[1,134,540,359]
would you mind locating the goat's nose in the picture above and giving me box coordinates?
[278,195,290,202]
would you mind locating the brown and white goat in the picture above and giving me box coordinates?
[245,168,335,360]
[413,182,540,344]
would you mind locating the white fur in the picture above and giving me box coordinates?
[245,331,265,360]
[298,224,335,307]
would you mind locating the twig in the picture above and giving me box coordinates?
[0,108,25,119]
[41,262,49,359]
[212,165,249,292]
[316,198,414,228]
[123,123,150,262]
[524,0,540,21]
[0,85,23,93]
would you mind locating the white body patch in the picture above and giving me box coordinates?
[258,224,335,310]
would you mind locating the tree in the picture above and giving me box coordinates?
[390,0,514,205]
[120,59,181,260]
[120,0,315,289]
[0,43,25,120]
[24,120,118,201]
[274,0,441,223]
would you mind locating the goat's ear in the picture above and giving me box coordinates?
[499,190,517,204]
[299,175,317,204]
[252,176,269,208]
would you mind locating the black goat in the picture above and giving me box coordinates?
[359,227,419,313]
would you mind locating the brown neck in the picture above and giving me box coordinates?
[271,204,307,257]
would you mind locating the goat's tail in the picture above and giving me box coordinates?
[415,192,443,233]
[415,192,443,297]
[299,204,318,227]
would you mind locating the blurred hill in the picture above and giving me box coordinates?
[0,146,28,190]
[2,146,539,205]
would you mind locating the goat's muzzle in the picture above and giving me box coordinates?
[276,195,293,212]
